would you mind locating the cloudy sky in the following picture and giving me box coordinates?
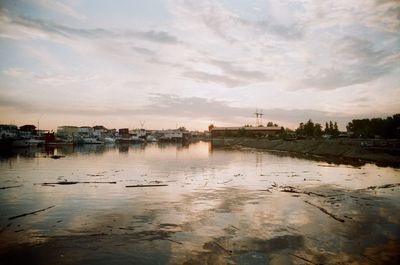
[0,0,399,131]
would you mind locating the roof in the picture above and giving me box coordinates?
[211,126,281,131]
[20,124,36,129]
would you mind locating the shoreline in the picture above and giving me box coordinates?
[211,138,400,167]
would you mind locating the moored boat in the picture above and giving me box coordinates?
[83,138,104,144]
[12,138,41,147]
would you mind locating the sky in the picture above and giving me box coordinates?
[0,0,399,131]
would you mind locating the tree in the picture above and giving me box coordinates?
[208,124,214,132]
[303,119,314,137]
[346,114,400,138]
[333,122,339,136]
[314,123,323,137]
[295,122,305,136]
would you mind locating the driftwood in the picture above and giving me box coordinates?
[230,225,240,231]
[289,253,319,265]
[214,241,233,255]
[9,205,55,220]
[50,155,65,159]
[218,179,233,184]
[42,181,116,185]
[367,183,400,190]
[125,184,168,188]
[0,185,22,190]
[166,238,183,245]
[118,227,135,231]
[280,186,326,197]
[304,201,345,223]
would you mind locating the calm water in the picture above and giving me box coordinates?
[0,141,399,265]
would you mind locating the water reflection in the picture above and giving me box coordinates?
[0,141,399,264]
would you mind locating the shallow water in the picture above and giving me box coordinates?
[0,141,399,264]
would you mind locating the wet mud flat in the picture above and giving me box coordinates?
[0,142,399,264]
[1,183,399,265]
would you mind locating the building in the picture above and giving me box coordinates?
[93,125,108,138]
[118,128,129,135]
[19,124,37,138]
[210,126,282,138]
[19,125,36,132]
[0,125,18,139]
[57,126,79,138]
[79,126,94,135]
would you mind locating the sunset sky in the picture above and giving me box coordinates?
[0,0,399,131]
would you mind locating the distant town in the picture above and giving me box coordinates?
[0,113,399,148]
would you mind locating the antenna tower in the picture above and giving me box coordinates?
[254,109,264,126]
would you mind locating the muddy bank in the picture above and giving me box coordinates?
[211,138,400,166]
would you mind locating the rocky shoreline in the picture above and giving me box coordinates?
[211,138,400,167]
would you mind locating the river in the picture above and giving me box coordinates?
[0,141,399,264]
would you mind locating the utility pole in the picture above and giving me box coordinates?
[254,109,263,126]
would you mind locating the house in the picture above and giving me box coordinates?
[57,126,79,138]
[0,124,18,139]
[79,126,94,136]
[93,125,108,138]
[19,124,36,132]
[210,126,282,138]
[19,124,37,138]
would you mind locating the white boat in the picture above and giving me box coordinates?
[103,137,115,144]
[83,138,104,144]
[12,138,41,147]
[116,135,145,144]
[146,135,157,142]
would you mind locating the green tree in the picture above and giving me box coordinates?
[346,114,400,138]
[314,123,323,137]
[333,122,339,136]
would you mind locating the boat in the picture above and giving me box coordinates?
[44,132,74,146]
[158,130,190,143]
[83,137,104,144]
[116,135,145,144]
[146,135,157,142]
[12,138,41,147]
[103,137,116,144]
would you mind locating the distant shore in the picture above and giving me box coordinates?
[211,138,400,167]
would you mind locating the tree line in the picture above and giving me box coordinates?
[295,120,339,137]
[295,114,400,139]
[346,114,400,138]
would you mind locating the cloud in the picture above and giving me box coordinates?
[169,0,400,90]
[0,93,395,129]
[209,59,270,82]
[182,70,246,87]
[36,0,86,21]
[2,67,99,85]
[132,46,156,56]
[0,12,182,45]
[3,67,27,77]
[172,1,305,42]
[181,58,271,87]
[300,36,399,90]
[134,30,180,44]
